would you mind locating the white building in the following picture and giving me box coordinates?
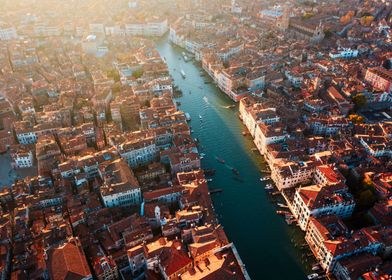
[101,187,141,208]
[254,122,287,154]
[125,19,168,37]
[292,184,355,231]
[306,217,381,272]
[99,159,142,207]
[117,138,159,168]
[12,150,33,168]
[0,26,17,40]
[329,48,358,59]
[271,161,315,190]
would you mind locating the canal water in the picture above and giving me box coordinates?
[156,37,309,280]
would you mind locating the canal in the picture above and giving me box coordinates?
[156,37,309,280]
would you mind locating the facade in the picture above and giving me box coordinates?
[117,138,159,168]
[11,149,33,168]
[292,184,355,231]
[99,159,142,207]
[364,67,392,93]
[0,26,17,40]
[271,161,315,190]
[329,48,358,59]
[125,19,168,37]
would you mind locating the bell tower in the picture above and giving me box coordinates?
[278,5,290,31]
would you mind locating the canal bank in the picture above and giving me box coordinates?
[156,36,310,279]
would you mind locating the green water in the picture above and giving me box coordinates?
[156,37,310,280]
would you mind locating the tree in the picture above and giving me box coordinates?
[358,189,377,209]
[348,114,364,124]
[106,69,120,82]
[132,68,144,79]
[352,93,367,110]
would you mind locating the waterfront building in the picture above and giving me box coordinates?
[11,147,33,168]
[254,122,287,154]
[271,160,316,190]
[292,183,355,231]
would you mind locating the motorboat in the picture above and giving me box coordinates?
[216,157,225,164]
[231,168,240,175]
[307,273,318,280]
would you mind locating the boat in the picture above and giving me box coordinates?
[204,169,216,176]
[265,185,274,190]
[242,131,248,136]
[276,210,290,215]
[233,177,244,182]
[207,178,213,182]
[259,177,270,181]
[231,168,240,175]
[182,52,189,61]
[200,153,206,157]
[307,273,318,280]
[181,69,186,78]
[199,114,202,120]
[285,216,295,225]
[209,188,223,194]
[312,265,320,271]
[277,203,288,208]
[185,113,191,121]
[215,157,225,164]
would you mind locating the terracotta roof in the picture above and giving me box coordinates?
[47,239,91,280]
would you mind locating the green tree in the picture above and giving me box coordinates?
[132,68,144,79]
[352,93,367,110]
[358,189,377,209]
[107,69,120,82]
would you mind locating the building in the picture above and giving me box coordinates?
[254,122,287,154]
[46,238,92,280]
[364,67,392,93]
[117,138,159,168]
[292,184,355,231]
[93,256,119,280]
[329,48,358,59]
[99,159,142,207]
[125,19,168,37]
[271,161,315,190]
[11,146,33,168]
[306,217,382,272]
[0,25,17,40]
